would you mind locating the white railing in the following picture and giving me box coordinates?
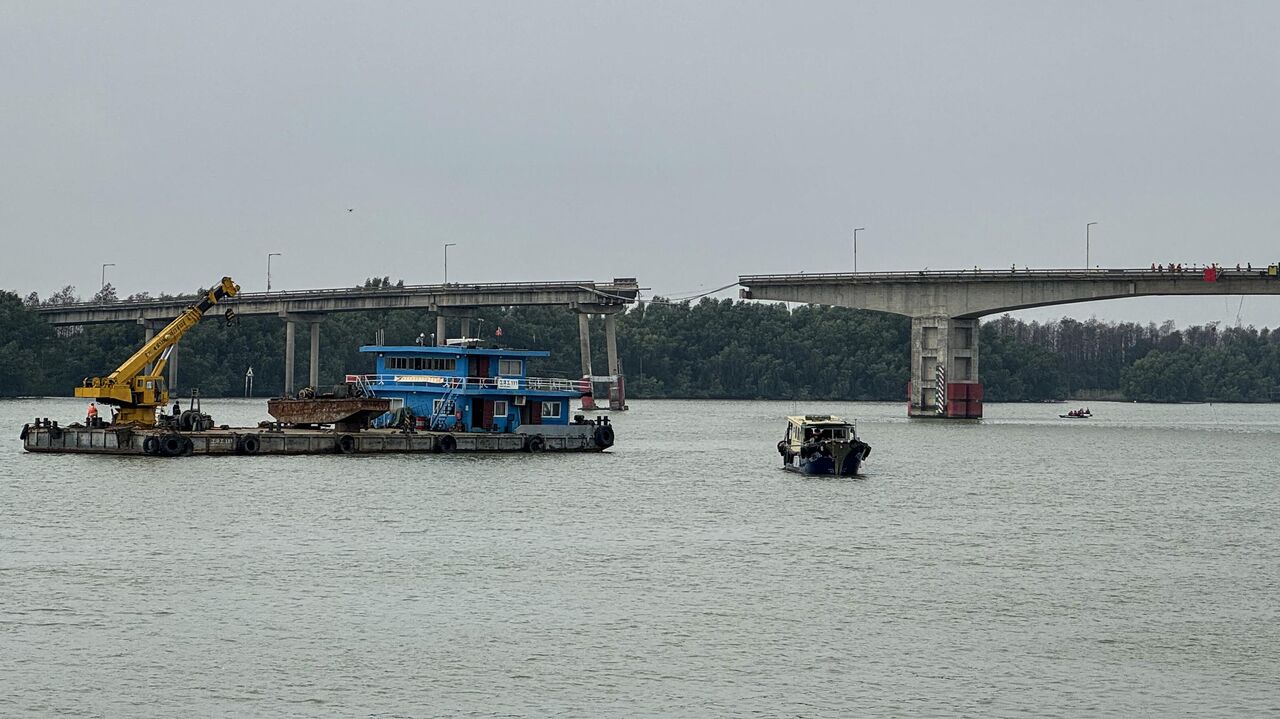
[356,374,590,394]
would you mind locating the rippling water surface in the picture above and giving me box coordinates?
[2,397,1278,717]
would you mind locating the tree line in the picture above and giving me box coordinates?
[1,278,1277,403]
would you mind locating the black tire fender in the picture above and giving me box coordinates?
[437,434,457,453]
[19,424,29,441]
[593,425,615,448]
[180,437,195,456]
[236,434,261,455]
[143,436,160,455]
[776,439,787,456]
[160,435,184,457]
[336,434,356,454]
[524,434,546,453]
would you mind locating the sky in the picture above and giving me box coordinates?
[2,1,1279,327]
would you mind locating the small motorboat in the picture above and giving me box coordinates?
[777,414,870,476]
[1059,408,1093,419]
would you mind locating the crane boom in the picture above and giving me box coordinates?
[74,277,240,426]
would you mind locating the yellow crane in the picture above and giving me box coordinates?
[74,277,240,426]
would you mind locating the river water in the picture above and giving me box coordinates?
[2,397,1277,717]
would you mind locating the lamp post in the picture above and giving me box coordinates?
[267,252,282,292]
[1086,222,1098,271]
[100,263,115,291]
[443,243,457,284]
[852,228,866,273]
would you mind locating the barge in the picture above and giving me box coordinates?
[21,280,616,457]
[19,417,613,456]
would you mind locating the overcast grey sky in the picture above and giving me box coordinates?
[3,1,1278,326]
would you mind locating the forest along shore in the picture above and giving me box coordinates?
[2,279,1279,403]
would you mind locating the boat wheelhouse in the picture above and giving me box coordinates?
[355,342,591,433]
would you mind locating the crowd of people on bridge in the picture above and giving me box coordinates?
[1147,261,1280,274]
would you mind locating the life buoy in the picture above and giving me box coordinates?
[437,434,457,453]
[524,434,545,453]
[336,434,356,454]
[143,436,160,455]
[236,434,260,455]
[160,435,184,456]
[593,425,615,448]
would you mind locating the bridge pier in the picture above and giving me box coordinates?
[573,305,627,411]
[434,309,477,345]
[309,320,321,389]
[908,316,982,418]
[281,313,324,396]
[284,320,296,396]
[604,313,626,410]
[577,312,597,410]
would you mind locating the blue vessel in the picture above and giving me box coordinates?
[353,340,614,451]
[777,415,870,476]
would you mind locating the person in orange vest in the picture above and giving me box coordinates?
[86,402,99,426]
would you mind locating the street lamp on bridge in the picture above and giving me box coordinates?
[1086,222,1098,271]
[852,228,865,273]
[100,263,115,291]
[444,243,457,284]
[267,252,282,292]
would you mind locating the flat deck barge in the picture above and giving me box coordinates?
[20,422,613,456]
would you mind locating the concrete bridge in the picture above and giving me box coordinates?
[739,266,1280,418]
[38,279,641,408]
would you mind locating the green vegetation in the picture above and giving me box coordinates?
[1,280,1277,402]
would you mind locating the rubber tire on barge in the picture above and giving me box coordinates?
[593,425,615,449]
[235,434,260,455]
[437,435,457,453]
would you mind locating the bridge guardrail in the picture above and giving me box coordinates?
[739,267,1275,283]
[36,279,641,313]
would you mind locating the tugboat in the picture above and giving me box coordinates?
[776,415,871,476]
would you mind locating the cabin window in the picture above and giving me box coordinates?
[540,401,560,419]
[432,399,452,416]
[498,359,522,375]
[493,400,508,417]
[386,357,456,372]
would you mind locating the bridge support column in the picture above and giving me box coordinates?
[577,312,597,410]
[908,316,983,419]
[436,315,447,346]
[281,313,324,396]
[284,320,296,397]
[604,313,627,411]
[309,320,322,389]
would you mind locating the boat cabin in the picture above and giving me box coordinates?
[357,343,588,432]
[782,415,858,449]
